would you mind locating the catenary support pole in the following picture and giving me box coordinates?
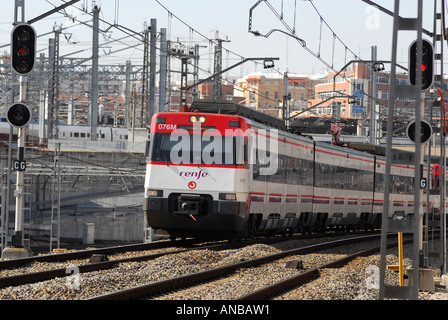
[90,4,100,140]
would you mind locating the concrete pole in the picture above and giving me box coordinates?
[159,28,167,113]
[47,38,54,138]
[125,60,131,128]
[148,19,157,124]
[369,46,377,145]
[90,4,100,140]
[282,71,289,127]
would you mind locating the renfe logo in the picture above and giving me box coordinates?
[180,169,208,180]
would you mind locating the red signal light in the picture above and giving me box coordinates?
[408,39,433,90]
[11,24,36,75]
[17,47,28,56]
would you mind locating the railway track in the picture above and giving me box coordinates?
[0,231,406,300]
[237,239,412,300]
[0,238,257,288]
[0,232,361,291]
[0,231,365,269]
[86,234,387,300]
[0,239,199,269]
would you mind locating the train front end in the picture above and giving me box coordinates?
[144,112,250,240]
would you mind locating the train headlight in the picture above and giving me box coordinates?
[146,189,162,197]
[219,193,236,201]
[189,115,206,123]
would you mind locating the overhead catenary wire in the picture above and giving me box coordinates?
[45,0,400,116]
[41,1,323,108]
[249,0,393,114]
[59,0,267,86]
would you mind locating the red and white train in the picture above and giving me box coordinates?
[143,101,443,240]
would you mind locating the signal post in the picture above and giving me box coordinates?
[1,22,35,259]
[378,0,436,300]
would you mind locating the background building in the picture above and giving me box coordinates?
[234,72,325,118]
[293,62,445,138]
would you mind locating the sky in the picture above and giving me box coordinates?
[0,0,442,80]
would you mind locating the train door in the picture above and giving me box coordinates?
[247,129,267,229]
[264,135,282,231]
[295,139,314,233]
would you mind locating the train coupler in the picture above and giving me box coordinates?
[175,194,204,218]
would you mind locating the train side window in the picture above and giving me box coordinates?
[74,132,79,138]
[145,140,151,160]
[348,168,359,190]
[375,173,384,193]
[360,170,374,192]
[253,157,261,181]
[334,166,347,189]
[300,158,314,186]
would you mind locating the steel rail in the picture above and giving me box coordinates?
[86,234,382,300]
[0,230,378,269]
[237,239,413,300]
[0,248,188,288]
[0,239,244,288]
[0,239,199,269]
[0,234,320,288]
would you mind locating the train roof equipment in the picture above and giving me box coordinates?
[189,99,286,131]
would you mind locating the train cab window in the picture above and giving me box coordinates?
[151,132,247,166]
[101,134,105,139]
[145,140,151,160]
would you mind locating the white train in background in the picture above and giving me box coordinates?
[0,117,148,144]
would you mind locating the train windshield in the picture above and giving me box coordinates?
[150,132,247,166]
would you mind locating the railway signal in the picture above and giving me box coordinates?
[11,23,36,75]
[406,119,432,144]
[7,103,31,128]
[409,39,433,90]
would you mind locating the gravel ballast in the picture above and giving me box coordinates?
[0,236,446,300]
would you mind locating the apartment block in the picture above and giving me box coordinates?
[305,62,432,121]
[234,72,324,118]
